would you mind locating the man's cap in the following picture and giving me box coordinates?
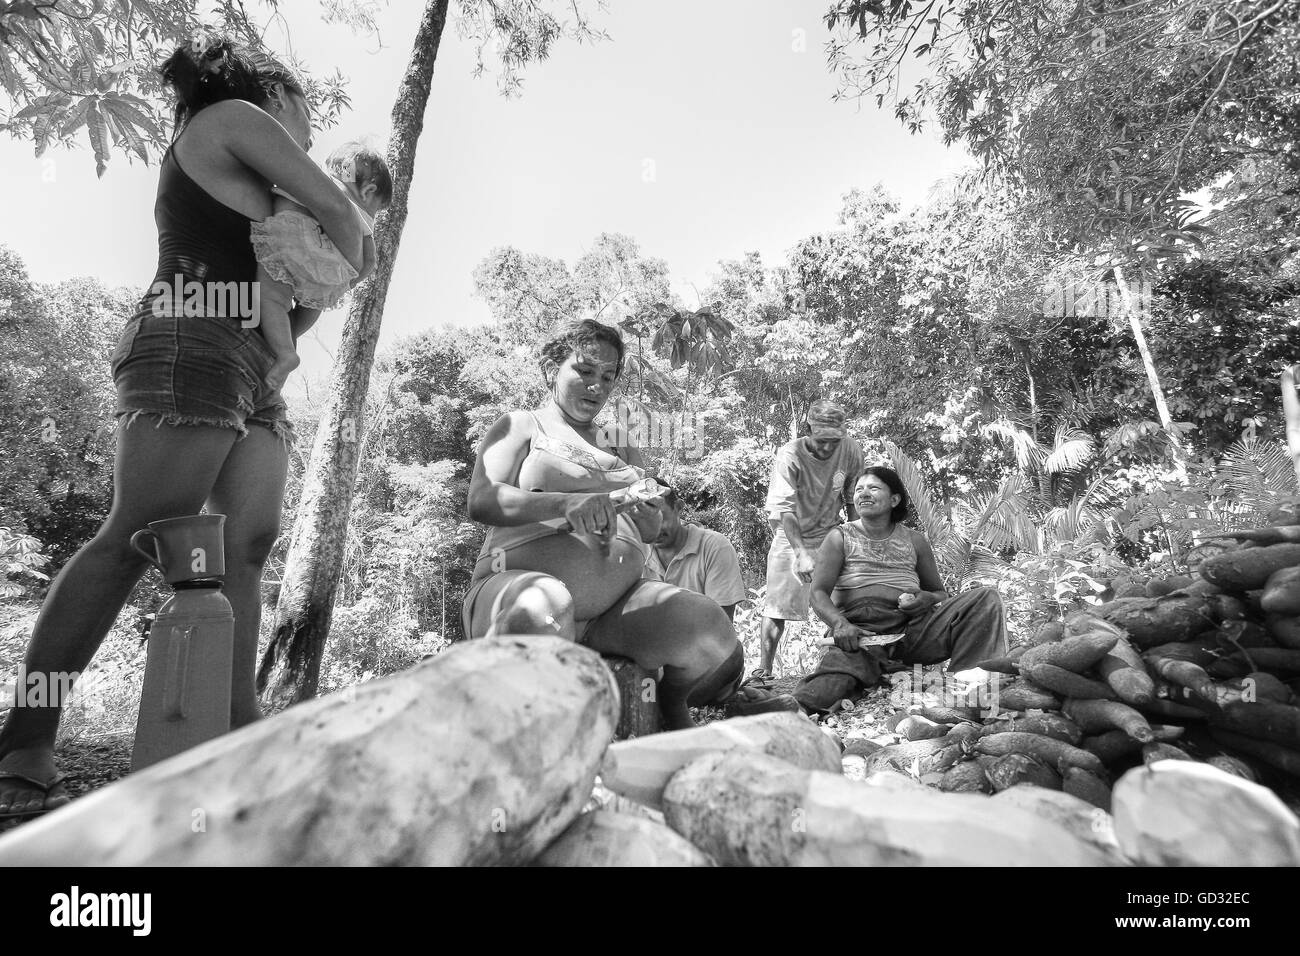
[806,400,846,439]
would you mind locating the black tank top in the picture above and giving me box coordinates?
[135,144,259,321]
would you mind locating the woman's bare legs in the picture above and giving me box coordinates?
[466,574,742,728]
[206,425,289,728]
[0,418,239,816]
[583,581,740,728]
[465,571,578,641]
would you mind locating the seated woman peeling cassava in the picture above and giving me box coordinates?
[464,318,799,729]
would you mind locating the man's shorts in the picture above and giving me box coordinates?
[111,312,295,443]
[762,529,824,621]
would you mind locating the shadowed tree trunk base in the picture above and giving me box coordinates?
[605,656,662,740]
[257,603,334,714]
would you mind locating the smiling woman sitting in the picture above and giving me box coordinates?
[793,466,1008,713]
[463,318,798,729]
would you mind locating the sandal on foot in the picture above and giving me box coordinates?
[721,685,801,718]
[740,668,775,690]
[0,770,70,820]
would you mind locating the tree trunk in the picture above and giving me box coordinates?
[1113,265,1185,471]
[257,0,451,710]
[604,656,662,740]
[1281,365,1300,491]
[1021,345,1051,503]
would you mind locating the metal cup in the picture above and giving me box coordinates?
[129,514,227,584]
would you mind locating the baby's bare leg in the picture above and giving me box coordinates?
[253,267,300,392]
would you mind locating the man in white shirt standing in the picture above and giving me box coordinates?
[643,486,747,620]
[755,400,864,684]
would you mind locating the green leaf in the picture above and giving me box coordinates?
[58,96,92,138]
[86,99,110,177]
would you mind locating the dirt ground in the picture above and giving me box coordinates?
[0,731,132,836]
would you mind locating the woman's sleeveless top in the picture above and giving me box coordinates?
[134,144,259,321]
[834,522,921,593]
[473,411,645,576]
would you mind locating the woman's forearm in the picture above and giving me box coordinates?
[469,482,574,527]
[314,196,365,272]
[811,589,846,627]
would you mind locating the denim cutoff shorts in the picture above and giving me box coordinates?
[111,312,295,443]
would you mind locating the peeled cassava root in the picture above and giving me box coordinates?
[896,714,949,741]
[0,635,618,866]
[1112,760,1300,866]
[663,750,1119,866]
[533,809,715,867]
[598,711,841,810]
[989,786,1122,860]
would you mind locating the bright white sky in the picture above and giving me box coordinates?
[0,0,969,397]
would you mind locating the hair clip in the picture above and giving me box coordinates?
[340,156,358,182]
[190,32,226,72]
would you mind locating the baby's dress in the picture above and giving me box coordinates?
[250,183,373,309]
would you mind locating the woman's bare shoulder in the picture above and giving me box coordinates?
[482,409,541,446]
[179,99,266,142]
[198,98,272,125]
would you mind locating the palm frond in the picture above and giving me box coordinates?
[1220,438,1298,511]
[956,474,1040,555]
[1043,423,1095,474]
[937,537,972,593]
[1043,504,1081,543]
[980,419,1045,472]
[882,439,952,545]
[959,546,1011,590]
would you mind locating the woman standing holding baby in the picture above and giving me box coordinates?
[0,36,380,822]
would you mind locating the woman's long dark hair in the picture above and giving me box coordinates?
[859,466,909,524]
[158,35,304,133]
